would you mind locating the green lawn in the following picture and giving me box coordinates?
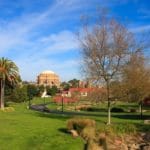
[0,98,149,150]
[0,102,84,150]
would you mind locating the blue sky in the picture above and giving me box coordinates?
[0,0,149,82]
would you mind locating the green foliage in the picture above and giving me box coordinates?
[0,57,20,84]
[11,86,28,103]
[47,85,58,96]
[68,79,79,88]
[26,84,39,99]
[60,82,70,90]
[129,108,137,112]
[37,85,45,96]
[4,83,14,102]
[111,107,124,112]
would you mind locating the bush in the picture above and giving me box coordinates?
[81,126,96,141]
[129,108,137,112]
[114,123,136,134]
[47,85,58,96]
[27,84,39,99]
[0,107,15,112]
[111,107,124,112]
[67,118,95,134]
[11,86,28,103]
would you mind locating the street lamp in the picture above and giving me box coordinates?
[28,96,31,108]
[61,92,64,112]
[44,75,48,105]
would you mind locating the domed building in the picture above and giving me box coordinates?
[37,70,60,87]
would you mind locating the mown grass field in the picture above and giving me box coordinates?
[0,102,84,150]
[0,97,149,150]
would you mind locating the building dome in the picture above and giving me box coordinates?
[41,70,55,74]
[37,70,60,87]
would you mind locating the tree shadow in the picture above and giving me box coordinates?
[117,104,138,108]
[34,111,71,121]
[112,113,150,120]
[58,128,69,134]
[86,107,107,112]
[30,104,107,118]
[134,123,150,132]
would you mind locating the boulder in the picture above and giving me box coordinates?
[70,130,78,137]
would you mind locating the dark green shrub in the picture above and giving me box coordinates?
[27,84,39,99]
[86,107,95,111]
[47,85,58,96]
[111,107,124,112]
[11,86,28,103]
[129,108,136,112]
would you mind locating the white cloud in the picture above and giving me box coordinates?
[0,1,66,52]
[130,25,150,33]
[40,30,79,54]
[0,0,149,81]
[15,56,80,82]
[0,0,83,81]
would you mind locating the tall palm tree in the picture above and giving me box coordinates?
[0,57,20,109]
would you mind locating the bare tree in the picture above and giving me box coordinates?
[78,13,136,124]
[122,52,150,118]
[86,88,106,104]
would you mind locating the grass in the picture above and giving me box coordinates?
[0,97,149,150]
[0,102,84,150]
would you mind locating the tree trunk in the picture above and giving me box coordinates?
[0,79,5,110]
[107,100,111,124]
[106,80,111,125]
[139,101,143,119]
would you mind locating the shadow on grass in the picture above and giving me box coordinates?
[134,123,150,132]
[117,104,138,108]
[34,111,71,121]
[58,128,69,134]
[86,108,107,112]
[30,104,107,118]
[112,113,150,120]
[31,107,107,125]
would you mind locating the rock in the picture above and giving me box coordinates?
[115,139,123,145]
[86,140,102,150]
[70,130,78,137]
[140,143,150,150]
[143,145,150,150]
[128,143,140,150]
[143,132,150,141]
[99,133,106,139]
[121,143,128,150]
